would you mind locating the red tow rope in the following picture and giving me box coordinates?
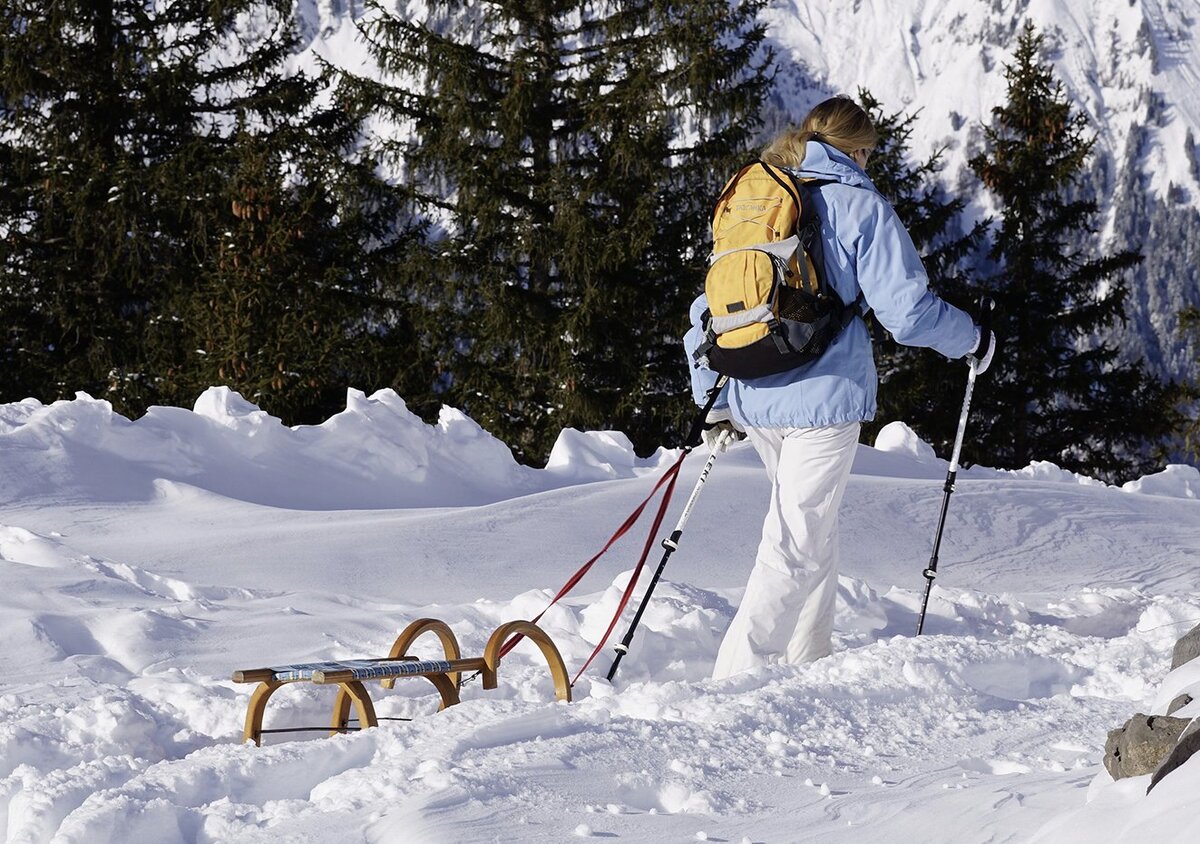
[499,449,690,684]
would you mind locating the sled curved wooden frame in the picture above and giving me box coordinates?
[232,618,571,746]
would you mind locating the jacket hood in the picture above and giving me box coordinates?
[788,141,876,191]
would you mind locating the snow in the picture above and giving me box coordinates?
[1,388,1198,842]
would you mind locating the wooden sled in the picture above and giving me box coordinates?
[231,618,571,746]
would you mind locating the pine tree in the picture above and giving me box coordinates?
[0,1,293,411]
[967,22,1185,482]
[857,90,985,454]
[347,0,772,461]
[0,2,426,423]
[154,110,431,424]
[1179,307,1200,462]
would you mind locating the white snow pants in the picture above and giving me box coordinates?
[712,422,860,680]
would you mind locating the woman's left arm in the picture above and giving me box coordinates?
[849,193,976,358]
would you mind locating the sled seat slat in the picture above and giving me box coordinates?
[233,656,420,684]
[311,657,488,684]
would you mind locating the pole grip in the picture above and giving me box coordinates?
[970,296,996,375]
[978,296,995,335]
[683,375,730,449]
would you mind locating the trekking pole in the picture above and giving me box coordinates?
[606,427,733,681]
[682,375,731,450]
[916,298,994,636]
[459,375,732,691]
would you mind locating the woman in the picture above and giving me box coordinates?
[685,96,996,680]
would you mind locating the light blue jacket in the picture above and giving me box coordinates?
[685,141,977,428]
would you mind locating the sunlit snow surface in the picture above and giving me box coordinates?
[1,388,1198,842]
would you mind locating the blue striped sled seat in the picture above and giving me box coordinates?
[248,657,453,681]
[313,659,456,682]
[258,658,454,683]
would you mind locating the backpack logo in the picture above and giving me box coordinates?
[693,161,864,380]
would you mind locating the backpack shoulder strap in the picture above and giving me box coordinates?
[790,178,874,324]
[792,176,833,212]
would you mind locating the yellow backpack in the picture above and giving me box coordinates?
[693,161,864,379]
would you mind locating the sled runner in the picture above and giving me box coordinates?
[232,617,571,746]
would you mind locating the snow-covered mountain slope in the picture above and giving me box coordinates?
[762,0,1200,207]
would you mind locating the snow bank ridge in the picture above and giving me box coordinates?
[0,388,674,510]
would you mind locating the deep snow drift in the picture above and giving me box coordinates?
[1,387,1199,843]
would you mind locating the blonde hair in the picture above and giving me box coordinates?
[761,96,878,168]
